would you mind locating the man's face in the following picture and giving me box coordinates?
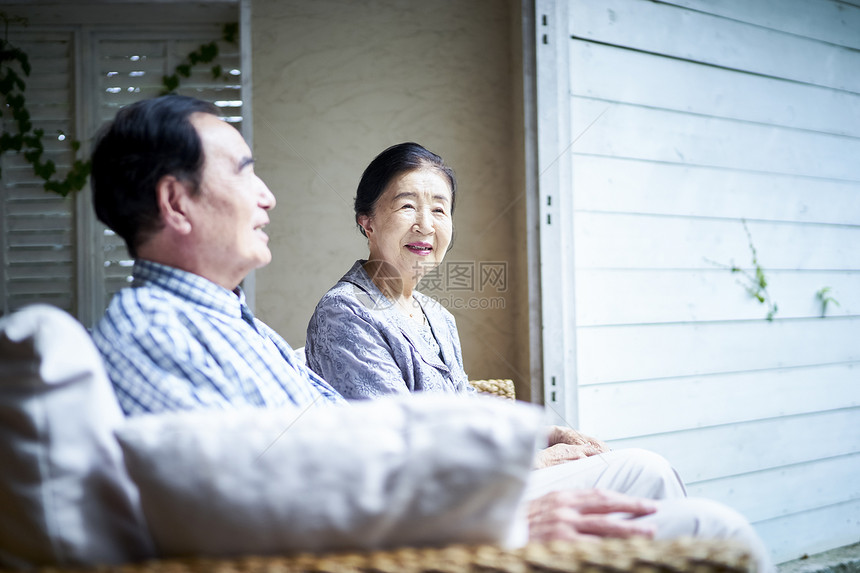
[186,112,276,290]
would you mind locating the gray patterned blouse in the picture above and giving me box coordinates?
[305,260,473,399]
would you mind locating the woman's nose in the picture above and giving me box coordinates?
[413,208,434,233]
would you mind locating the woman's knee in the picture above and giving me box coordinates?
[611,448,687,499]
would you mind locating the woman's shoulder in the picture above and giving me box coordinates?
[313,261,390,316]
[317,278,361,303]
[315,279,371,311]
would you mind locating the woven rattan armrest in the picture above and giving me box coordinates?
[469,378,516,400]
[23,538,753,573]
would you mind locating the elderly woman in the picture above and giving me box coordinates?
[305,142,472,399]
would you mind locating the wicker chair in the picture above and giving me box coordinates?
[469,379,516,400]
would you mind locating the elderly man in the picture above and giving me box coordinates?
[89,95,773,572]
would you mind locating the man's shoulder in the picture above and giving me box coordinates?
[95,283,186,339]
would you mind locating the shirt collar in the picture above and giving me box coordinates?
[132,259,246,320]
[340,260,388,307]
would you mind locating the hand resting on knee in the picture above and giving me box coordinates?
[527,489,657,541]
[533,425,611,469]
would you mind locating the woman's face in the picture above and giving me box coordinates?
[359,168,453,288]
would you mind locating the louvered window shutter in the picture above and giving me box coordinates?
[1,25,242,324]
[1,32,77,316]
[95,32,243,313]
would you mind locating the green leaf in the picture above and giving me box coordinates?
[200,42,218,62]
[35,158,56,179]
[162,74,180,93]
[18,50,31,76]
[0,69,17,93]
[755,266,767,288]
[223,22,238,44]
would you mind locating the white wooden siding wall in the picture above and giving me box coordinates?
[536,0,860,563]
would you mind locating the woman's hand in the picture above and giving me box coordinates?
[527,489,657,541]
[533,442,604,468]
[531,425,611,468]
[547,425,610,451]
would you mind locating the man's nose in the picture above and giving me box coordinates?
[258,178,276,209]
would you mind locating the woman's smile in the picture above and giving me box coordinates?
[405,241,433,255]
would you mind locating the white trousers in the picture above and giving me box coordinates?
[515,449,774,573]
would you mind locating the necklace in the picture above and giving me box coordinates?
[396,296,427,325]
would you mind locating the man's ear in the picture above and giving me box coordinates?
[156,175,194,234]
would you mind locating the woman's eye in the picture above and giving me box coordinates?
[400,203,415,210]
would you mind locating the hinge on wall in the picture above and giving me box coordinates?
[546,195,552,225]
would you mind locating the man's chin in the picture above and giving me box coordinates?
[248,249,273,271]
[256,253,273,269]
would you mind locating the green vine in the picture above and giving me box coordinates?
[815,286,840,318]
[0,15,238,197]
[708,219,778,321]
[0,13,90,197]
[160,23,238,95]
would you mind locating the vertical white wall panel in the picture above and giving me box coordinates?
[536,0,860,563]
[535,0,577,426]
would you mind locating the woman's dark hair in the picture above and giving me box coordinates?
[354,142,456,236]
[90,94,220,258]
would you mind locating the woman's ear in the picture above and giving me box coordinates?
[156,175,194,234]
[357,214,373,237]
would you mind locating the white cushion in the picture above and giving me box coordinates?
[0,305,154,568]
[116,393,542,557]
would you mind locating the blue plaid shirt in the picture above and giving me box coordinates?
[93,260,345,415]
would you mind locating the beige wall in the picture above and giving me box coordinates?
[251,0,532,398]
